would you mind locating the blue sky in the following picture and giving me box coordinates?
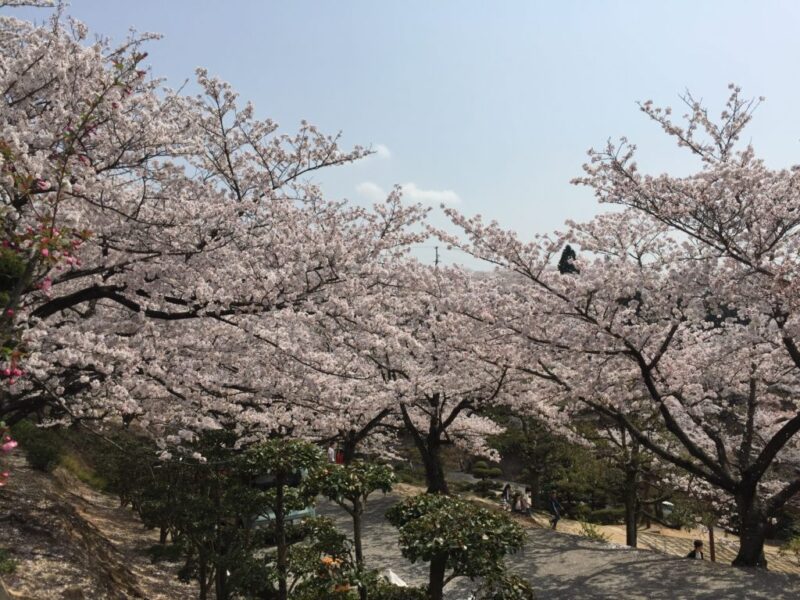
[11,1,800,264]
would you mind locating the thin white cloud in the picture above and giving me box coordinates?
[355,181,461,205]
[400,182,460,205]
[355,181,386,202]
[373,143,392,159]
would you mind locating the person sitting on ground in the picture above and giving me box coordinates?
[686,539,704,560]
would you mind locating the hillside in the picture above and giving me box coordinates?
[0,454,193,600]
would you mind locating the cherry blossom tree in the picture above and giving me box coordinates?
[0,8,427,444]
[309,263,523,493]
[443,87,800,568]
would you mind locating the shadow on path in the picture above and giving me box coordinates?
[318,494,800,599]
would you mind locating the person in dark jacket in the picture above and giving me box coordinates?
[548,491,563,530]
[686,539,704,560]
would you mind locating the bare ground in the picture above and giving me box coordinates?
[318,494,800,600]
[1,458,799,599]
[0,454,194,600]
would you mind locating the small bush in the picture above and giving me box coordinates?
[369,581,427,600]
[779,536,800,566]
[472,461,503,480]
[11,420,62,472]
[60,452,108,490]
[579,521,610,543]
[472,479,500,498]
[147,543,183,564]
[587,507,625,525]
[471,460,489,472]
[395,469,425,486]
[572,503,591,521]
[0,548,17,575]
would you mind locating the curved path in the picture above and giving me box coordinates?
[318,493,800,599]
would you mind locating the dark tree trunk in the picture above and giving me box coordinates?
[275,474,289,600]
[428,552,448,600]
[709,525,716,562]
[215,565,228,600]
[623,465,638,548]
[342,440,357,465]
[399,404,450,494]
[159,525,168,545]
[198,555,208,600]
[527,469,543,509]
[732,491,768,569]
[422,440,448,495]
[353,501,365,567]
[347,499,368,600]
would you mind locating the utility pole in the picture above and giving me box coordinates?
[434,246,439,268]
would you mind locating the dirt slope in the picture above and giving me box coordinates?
[0,455,194,600]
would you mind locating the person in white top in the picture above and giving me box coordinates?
[327,444,336,464]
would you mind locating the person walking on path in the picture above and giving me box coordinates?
[686,540,704,560]
[548,491,563,530]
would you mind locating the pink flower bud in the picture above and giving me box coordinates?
[41,248,49,257]
[1,440,17,453]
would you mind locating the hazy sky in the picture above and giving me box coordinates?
[11,1,800,264]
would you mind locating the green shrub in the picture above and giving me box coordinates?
[147,543,183,564]
[369,581,427,600]
[395,468,425,486]
[11,420,62,472]
[586,507,625,525]
[779,536,800,566]
[0,548,17,574]
[60,452,108,490]
[472,460,489,471]
[473,479,500,498]
[579,520,610,543]
[472,461,503,480]
[572,503,591,521]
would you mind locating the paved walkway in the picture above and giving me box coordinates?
[318,494,800,599]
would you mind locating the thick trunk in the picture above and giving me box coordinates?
[422,440,448,494]
[275,475,289,600]
[527,470,542,509]
[198,556,208,600]
[351,499,367,600]
[623,466,638,548]
[342,438,358,465]
[353,502,365,567]
[428,552,448,600]
[400,405,449,494]
[215,565,228,600]
[732,492,768,569]
[159,525,168,545]
[709,525,716,562]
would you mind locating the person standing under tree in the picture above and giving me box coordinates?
[501,483,512,509]
[548,491,563,530]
